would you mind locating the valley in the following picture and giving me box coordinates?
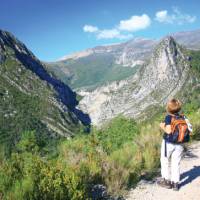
[0,29,200,200]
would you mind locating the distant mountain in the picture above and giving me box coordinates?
[59,37,156,67]
[173,29,200,50]
[46,52,139,90]
[78,36,199,125]
[46,29,200,90]
[46,38,156,90]
[0,30,90,146]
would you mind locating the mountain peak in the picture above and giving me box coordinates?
[0,29,10,38]
[0,29,33,58]
[78,36,191,125]
[163,35,175,42]
[157,36,177,49]
[0,29,17,46]
[151,36,181,65]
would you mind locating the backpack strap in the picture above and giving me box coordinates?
[165,139,167,157]
[178,123,188,142]
[168,114,175,134]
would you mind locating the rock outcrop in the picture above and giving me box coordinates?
[78,37,191,126]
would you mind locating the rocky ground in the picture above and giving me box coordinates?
[125,141,200,200]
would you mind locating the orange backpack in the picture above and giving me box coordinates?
[165,114,190,143]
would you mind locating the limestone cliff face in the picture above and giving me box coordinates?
[115,38,156,67]
[78,37,191,126]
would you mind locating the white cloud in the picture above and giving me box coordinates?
[83,25,133,40]
[155,10,172,23]
[155,8,196,25]
[118,14,151,31]
[172,7,196,24]
[83,25,98,33]
[96,29,120,39]
[97,29,133,40]
[83,14,151,40]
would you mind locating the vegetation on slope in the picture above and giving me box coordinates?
[0,117,158,199]
[47,54,139,89]
[188,50,200,74]
[0,100,199,200]
[0,30,87,155]
[0,56,83,153]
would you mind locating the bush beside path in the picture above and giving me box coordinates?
[125,141,200,200]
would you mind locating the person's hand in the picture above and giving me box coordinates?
[160,122,165,130]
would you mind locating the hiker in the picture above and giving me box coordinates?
[158,99,192,191]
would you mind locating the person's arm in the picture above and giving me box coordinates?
[160,115,172,134]
[160,123,171,134]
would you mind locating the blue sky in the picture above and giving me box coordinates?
[0,0,199,61]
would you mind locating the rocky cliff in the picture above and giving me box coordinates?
[78,37,192,125]
[0,30,90,144]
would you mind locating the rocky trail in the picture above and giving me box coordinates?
[126,141,200,200]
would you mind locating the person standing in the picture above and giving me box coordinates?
[158,99,192,191]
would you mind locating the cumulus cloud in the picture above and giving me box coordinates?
[83,14,151,40]
[118,14,151,31]
[155,10,171,23]
[96,29,133,40]
[83,25,133,40]
[155,7,196,24]
[83,25,98,33]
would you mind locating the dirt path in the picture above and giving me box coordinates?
[126,141,200,200]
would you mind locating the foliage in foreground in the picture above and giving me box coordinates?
[0,107,200,199]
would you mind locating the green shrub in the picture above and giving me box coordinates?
[94,116,139,154]
[1,110,200,199]
[101,143,143,195]
[137,123,161,176]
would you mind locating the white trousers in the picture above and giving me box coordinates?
[160,139,184,183]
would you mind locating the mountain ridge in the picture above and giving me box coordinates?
[46,29,200,90]
[78,36,194,125]
[0,29,90,147]
[58,29,200,61]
